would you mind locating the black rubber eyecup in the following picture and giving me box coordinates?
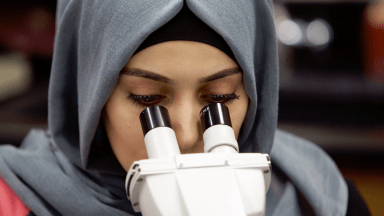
[200,103,232,132]
[140,106,172,135]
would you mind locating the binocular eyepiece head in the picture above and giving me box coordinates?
[128,104,268,216]
[139,103,232,136]
[139,103,238,156]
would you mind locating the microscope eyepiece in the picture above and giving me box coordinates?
[140,106,172,135]
[200,103,232,132]
[139,105,180,159]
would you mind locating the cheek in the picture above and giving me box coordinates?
[229,90,249,139]
[103,94,149,171]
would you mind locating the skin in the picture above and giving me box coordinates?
[103,41,249,171]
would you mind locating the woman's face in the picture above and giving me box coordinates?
[103,41,249,171]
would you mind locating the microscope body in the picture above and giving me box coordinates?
[126,152,270,216]
[125,104,271,216]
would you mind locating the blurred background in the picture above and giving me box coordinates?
[0,0,383,215]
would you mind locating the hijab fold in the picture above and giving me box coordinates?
[0,0,347,215]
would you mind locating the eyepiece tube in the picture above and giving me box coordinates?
[140,106,180,159]
[200,103,239,153]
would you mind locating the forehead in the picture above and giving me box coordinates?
[125,41,239,79]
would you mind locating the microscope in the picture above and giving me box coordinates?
[125,103,271,216]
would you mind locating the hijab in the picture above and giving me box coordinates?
[0,0,348,215]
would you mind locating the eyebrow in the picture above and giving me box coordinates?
[121,68,173,84]
[199,68,242,83]
[121,67,242,84]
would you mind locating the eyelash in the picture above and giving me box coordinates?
[127,93,240,108]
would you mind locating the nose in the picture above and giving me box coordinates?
[168,99,204,154]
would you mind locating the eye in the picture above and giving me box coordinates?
[202,92,240,105]
[127,94,165,108]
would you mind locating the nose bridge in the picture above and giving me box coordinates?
[168,95,204,151]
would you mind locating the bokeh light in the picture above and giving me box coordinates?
[277,20,303,46]
[307,19,333,47]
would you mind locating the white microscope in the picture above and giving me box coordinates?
[125,103,271,216]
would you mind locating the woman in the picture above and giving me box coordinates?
[0,0,370,215]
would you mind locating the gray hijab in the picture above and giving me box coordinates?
[0,0,348,215]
